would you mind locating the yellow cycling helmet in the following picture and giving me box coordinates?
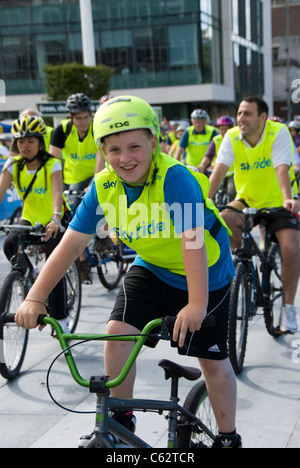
[93,96,161,185]
[94,95,160,152]
[12,115,47,139]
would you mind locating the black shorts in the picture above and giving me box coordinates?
[109,266,230,360]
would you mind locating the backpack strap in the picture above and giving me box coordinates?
[22,155,50,202]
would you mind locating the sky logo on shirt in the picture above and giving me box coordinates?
[103,180,117,189]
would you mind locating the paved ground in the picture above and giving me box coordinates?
[0,232,299,449]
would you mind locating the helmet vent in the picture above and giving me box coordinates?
[101,117,112,124]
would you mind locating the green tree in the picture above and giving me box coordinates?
[43,62,114,101]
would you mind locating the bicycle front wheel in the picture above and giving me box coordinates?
[65,260,82,333]
[97,239,124,290]
[176,380,217,448]
[0,271,29,380]
[264,244,283,338]
[228,263,250,375]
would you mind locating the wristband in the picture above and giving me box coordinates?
[24,299,46,307]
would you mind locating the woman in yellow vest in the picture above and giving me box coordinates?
[15,96,241,447]
[198,116,236,202]
[0,115,70,332]
[9,109,53,156]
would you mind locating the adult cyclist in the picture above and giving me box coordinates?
[198,116,236,202]
[50,93,104,280]
[0,115,70,332]
[209,96,300,335]
[174,109,219,166]
[10,108,54,156]
[198,116,235,173]
[50,92,104,201]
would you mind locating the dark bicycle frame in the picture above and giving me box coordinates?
[31,315,216,449]
[229,207,284,315]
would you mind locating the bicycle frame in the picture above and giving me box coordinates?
[233,211,283,311]
[41,315,215,448]
[1,224,45,283]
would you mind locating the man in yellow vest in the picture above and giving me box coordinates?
[209,96,300,335]
[50,93,105,281]
[50,93,104,197]
[174,109,218,166]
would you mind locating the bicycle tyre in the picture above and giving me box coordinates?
[65,260,82,333]
[176,380,217,448]
[97,240,124,290]
[0,271,29,380]
[263,244,283,338]
[228,263,249,375]
[9,205,22,225]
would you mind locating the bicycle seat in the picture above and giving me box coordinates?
[158,359,201,381]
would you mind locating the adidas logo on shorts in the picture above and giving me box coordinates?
[208,344,221,353]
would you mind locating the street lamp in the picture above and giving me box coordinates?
[286,0,292,121]
[79,0,96,67]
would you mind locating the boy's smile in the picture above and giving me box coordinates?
[102,130,156,186]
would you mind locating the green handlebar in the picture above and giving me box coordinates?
[43,316,163,390]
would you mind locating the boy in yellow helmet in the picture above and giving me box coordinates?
[16,96,241,448]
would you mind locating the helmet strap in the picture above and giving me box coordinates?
[99,142,161,188]
[22,148,45,164]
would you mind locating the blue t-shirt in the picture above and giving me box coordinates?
[70,165,235,291]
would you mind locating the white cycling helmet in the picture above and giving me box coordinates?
[289,120,300,130]
[191,109,210,121]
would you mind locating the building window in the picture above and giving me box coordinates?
[94,0,222,90]
[0,0,224,95]
[231,0,264,99]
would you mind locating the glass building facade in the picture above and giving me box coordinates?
[231,0,265,99]
[0,0,223,95]
[0,0,271,119]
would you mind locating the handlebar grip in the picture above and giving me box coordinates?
[0,313,48,326]
[0,312,16,324]
[37,314,47,326]
[165,314,215,331]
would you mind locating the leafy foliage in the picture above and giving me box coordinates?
[43,62,114,101]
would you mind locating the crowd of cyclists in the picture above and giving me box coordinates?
[0,92,299,449]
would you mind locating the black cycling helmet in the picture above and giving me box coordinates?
[66,93,92,114]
